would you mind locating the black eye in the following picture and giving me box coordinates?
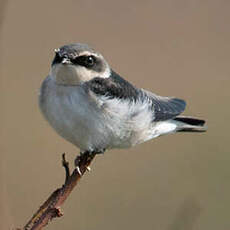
[72,55,96,68]
[86,56,95,67]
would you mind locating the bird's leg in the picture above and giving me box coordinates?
[84,149,105,171]
[74,151,94,176]
[74,151,89,167]
[74,152,84,176]
[74,149,105,175]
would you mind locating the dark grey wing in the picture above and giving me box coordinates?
[142,90,186,121]
[85,70,139,101]
[85,70,186,121]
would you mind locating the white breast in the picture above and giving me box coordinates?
[39,76,168,152]
[39,76,111,151]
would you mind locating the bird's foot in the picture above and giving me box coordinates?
[76,166,82,176]
[74,149,105,175]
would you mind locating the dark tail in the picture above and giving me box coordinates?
[173,116,207,132]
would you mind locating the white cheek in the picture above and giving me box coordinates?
[75,64,111,80]
[100,65,110,79]
[75,66,95,82]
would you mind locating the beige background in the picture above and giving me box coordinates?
[0,1,229,229]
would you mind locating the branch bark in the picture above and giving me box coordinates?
[22,152,96,230]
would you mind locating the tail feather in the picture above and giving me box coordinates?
[173,116,207,132]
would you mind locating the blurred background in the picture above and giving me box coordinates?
[0,1,229,229]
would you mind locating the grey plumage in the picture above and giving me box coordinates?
[39,43,206,154]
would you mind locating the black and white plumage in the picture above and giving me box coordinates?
[39,43,206,154]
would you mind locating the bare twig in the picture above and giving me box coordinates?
[62,153,70,183]
[22,152,96,230]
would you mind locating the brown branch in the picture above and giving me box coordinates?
[62,153,70,183]
[22,152,96,230]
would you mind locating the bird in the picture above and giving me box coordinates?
[39,43,206,158]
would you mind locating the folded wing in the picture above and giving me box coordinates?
[142,90,186,121]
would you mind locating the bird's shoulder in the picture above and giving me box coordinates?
[84,70,140,101]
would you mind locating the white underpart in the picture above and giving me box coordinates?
[98,95,154,148]
[40,76,180,152]
[149,121,178,139]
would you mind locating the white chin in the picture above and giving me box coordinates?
[53,64,82,85]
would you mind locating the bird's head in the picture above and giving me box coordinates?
[50,43,110,85]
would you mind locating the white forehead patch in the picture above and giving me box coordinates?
[78,51,98,56]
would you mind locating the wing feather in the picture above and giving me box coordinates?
[142,90,186,121]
